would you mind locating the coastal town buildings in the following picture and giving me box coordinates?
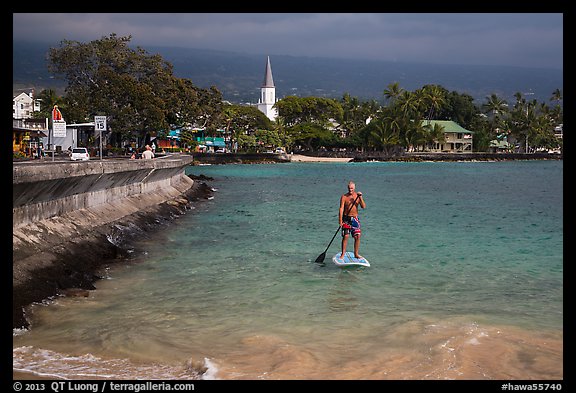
[12,91,48,155]
[13,91,41,119]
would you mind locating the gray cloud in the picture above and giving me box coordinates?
[13,13,563,69]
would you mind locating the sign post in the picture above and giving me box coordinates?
[51,105,66,162]
[94,116,107,160]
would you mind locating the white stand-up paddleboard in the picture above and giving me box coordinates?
[333,252,370,267]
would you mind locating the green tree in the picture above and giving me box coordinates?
[442,91,478,129]
[549,89,563,126]
[276,96,343,128]
[289,122,335,151]
[31,88,64,120]
[365,118,400,155]
[468,115,492,152]
[550,88,562,102]
[221,103,273,152]
[164,78,200,128]
[481,93,508,143]
[194,86,224,136]
[419,121,446,151]
[383,82,404,103]
[417,84,447,121]
[237,133,258,152]
[254,129,281,150]
[338,93,378,141]
[49,34,167,142]
[275,96,343,151]
[508,93,561,152]
[47,33,220,148]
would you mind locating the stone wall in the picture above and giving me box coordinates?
[12,155,209,329]
[13,156,194,228]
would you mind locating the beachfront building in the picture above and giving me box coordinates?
[13,91,41,119]
[47,123,92,152]
[257,56,278,122]
[424,120,474,152]
[13,91,47,155]
[13,118,49,156]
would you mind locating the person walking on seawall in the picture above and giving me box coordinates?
[142,144,155,159]
[339,181,366,259]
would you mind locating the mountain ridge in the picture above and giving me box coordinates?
[13,40,563,106]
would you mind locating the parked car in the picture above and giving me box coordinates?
[70,147,90,161]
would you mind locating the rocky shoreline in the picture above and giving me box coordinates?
[13,176,214,330]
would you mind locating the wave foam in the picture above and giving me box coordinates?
[13,346,209,380]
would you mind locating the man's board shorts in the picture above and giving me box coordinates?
[341,215,361,238]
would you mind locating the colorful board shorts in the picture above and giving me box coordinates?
[341,215,361,238]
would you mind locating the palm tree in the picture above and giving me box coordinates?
[340,93,362,138]
[368,119,400,155]
[383,82,404,104]
[549,89,563,126]
[396,90,419,118]
[33,88,63,119]
[420,85,447,121]
[423,122,446,151]
[483,93,508,118]
[482,93,509,142]
[509,94,538,152]
[404,120,427,151]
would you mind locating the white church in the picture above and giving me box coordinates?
[256,56,278,122]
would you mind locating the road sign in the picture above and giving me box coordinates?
[95,116,107,131]
[53,120,67,137]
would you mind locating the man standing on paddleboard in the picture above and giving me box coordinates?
[339,181,366,260]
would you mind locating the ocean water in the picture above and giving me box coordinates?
[13,160,563,380]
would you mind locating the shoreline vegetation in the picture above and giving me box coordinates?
[191,151,563,164]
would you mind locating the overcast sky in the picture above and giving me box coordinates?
[13,13,563,69]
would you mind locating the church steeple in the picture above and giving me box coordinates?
[262,56,275,88]
[257,56,278,121]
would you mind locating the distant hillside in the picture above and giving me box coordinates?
[13,41,63,94]
[14,41,563,106]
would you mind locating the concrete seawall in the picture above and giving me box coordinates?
[13,155,194,228]
[12,154,208,329]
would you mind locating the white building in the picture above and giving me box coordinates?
[13,91,41,119]
[257,56,278,121]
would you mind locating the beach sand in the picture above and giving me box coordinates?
[290,154,352,162]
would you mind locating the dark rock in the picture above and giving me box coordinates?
[13,181,213,330]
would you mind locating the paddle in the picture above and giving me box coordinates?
[315,192,362,264]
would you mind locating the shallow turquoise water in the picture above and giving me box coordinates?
[13,160,563,379]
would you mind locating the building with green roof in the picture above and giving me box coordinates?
[422,120,474,152]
